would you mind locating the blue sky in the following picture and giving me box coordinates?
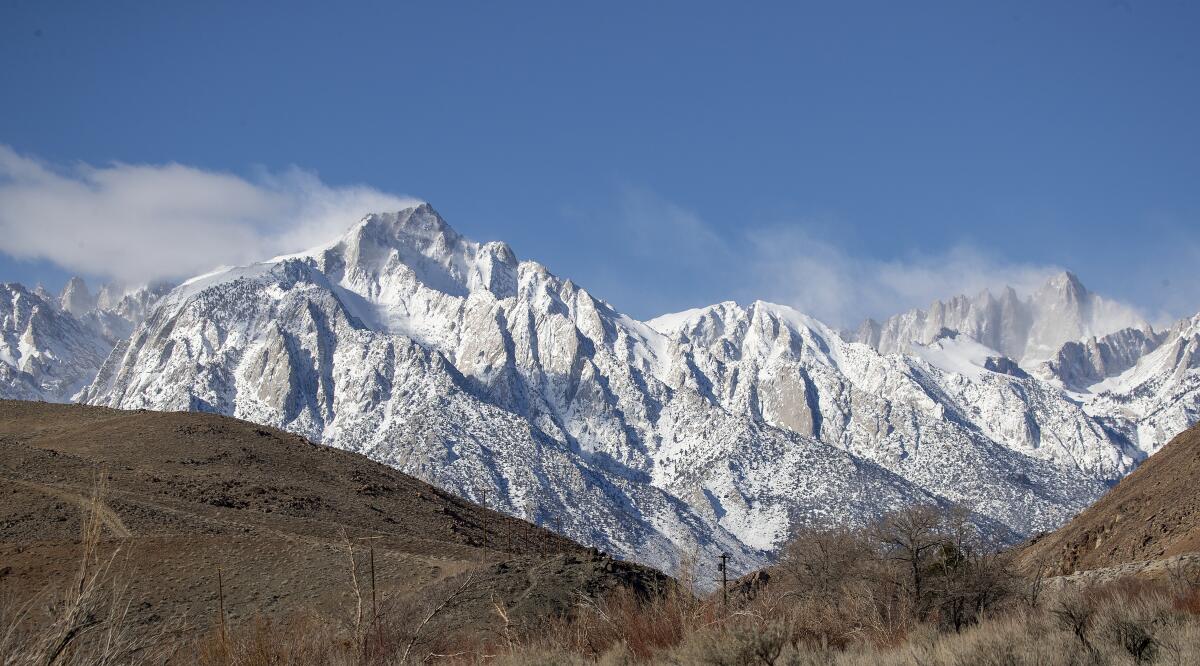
[1,1,1198,325]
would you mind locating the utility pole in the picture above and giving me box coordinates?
[370,542,377,624]
[717,552,729,610]
[217,566,229,665]
[357,535,383,626]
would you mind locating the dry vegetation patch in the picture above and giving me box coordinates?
[6,401,1200,664]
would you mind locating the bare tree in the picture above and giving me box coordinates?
[776,527,875,603]
[872,504,947,618]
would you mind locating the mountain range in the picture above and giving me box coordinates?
[5,203,1199,577]
[0,278,169,402]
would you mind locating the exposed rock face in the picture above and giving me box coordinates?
[983,356,1028,379]
[79,204,1155,575]
[857,274,1149,364]
[58,276,96,317]
[1039,327,1166,392]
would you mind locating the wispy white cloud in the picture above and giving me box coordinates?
[744,226,1065,328]
[615,186,733,267]
[0,152,1166,330]
[606,188,1154,329]
[0,145,419,285]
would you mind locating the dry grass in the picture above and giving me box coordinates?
[7,500,1200,665]
[0,470,179,665]
[492,582,1200,666]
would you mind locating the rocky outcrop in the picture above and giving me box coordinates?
[856,273,1149,364]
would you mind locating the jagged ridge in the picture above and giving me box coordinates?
[73,204,1199,577]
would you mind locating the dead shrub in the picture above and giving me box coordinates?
[668,624,790,666]
[1090,593,1180,665]
[520,579,714,660]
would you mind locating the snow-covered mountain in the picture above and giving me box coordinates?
[63,203,1193,576]
[0,279,168,402]
[76,207,936,573]
[859,271,1200,458]
[5,203,1199,576]
[648,303,1125,529]
[852,273,1200,459]
[0,282,110,401]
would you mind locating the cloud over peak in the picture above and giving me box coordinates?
[0,148,1163,330]
[0,145,420,285]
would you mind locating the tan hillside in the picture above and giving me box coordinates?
[1019,421,1200,575]
[0,400,667,654]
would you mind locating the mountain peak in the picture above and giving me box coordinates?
[59,276,96,317]
[853,268,1153,364]
[347,203,470,264]
[361,203,450,239]
[1038,271,1088,301]
[61,275,88,295]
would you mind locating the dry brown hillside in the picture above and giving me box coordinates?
[1019,421,1200,575]
[0,400,667,658]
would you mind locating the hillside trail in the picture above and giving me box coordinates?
[4,476,132,538]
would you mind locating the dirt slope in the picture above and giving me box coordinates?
[1019,422,1200,575]
[0,400,667,652]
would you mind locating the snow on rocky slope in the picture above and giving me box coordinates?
[1037,326,1166,393]
[853,272,1200,465]
[72,203,1188,575]
[78,207,944,574]
[0,282,109,401]
[0,279,167,402]
[1070,315,1200,456]
[647,303,1121,535]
